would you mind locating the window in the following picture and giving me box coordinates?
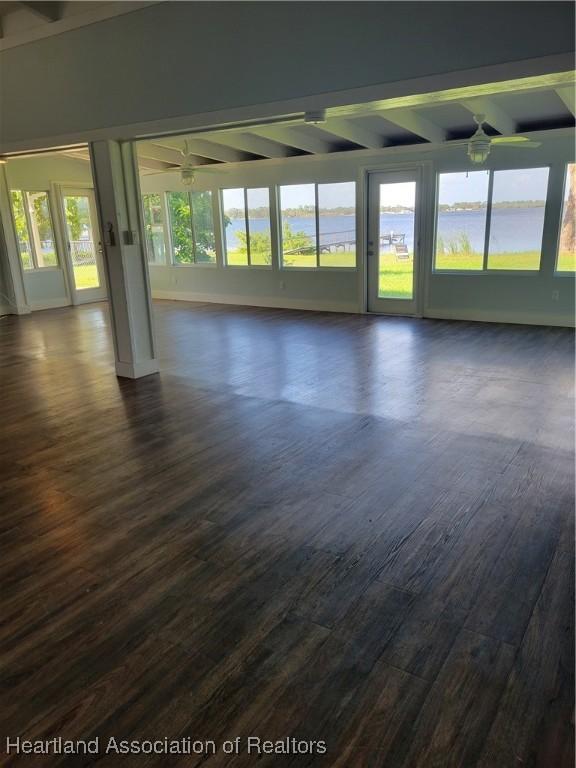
[222,187,272,266]
[142,194,166,264]
[435,171,489,270]
[434,167,549,272]
[488,168,548,270]
[10,190,58,270]
[557,163,575,273]
[167,190,216,264]
[318,182,356,268]
[280,182,356,268]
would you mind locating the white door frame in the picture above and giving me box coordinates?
[56,185,108,304]
[366,167,424,315]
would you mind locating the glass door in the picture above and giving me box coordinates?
[367,170,421,314]
[62,189,107,304]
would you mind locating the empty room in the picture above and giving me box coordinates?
[0,2,574,767]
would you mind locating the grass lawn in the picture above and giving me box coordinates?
[73,264,100,290]
[227,249,272,266]
[282,251,356,268]
[557,251,576,272]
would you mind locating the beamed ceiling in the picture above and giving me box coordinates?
[15,71,576,173]
[132,71,576,174]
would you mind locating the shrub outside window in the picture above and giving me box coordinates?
[10,190,58,270]
[167,190,216,265]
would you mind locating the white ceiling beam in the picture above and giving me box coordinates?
[155,138,248,164]
[138,143,184,165]
[141,142,218,167]
[250,125,334,154]
[320,118,387,149]
[137,157,174,172]
[377,108,447,144]
[555,86,576,117]
[201,132,294,159]
[19,1,61,22]
[460,97,516,135]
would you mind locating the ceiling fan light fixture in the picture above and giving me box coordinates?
[467,136,491,164]
[181,167,195,187]
[304,109,327,125]
[467,114,491,165]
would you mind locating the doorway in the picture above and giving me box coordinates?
[367,169,422,314]
[61,188,107,304]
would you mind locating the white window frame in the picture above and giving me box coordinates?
[433,166,551,276]
[10,189,60,271]
[221,186,273,268]
[279,181,357,271]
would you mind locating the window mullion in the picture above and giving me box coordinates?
[22,192,39,269]
[188,191,197,264]
[483,171,494,271]
[244,188,251,266]
[314,184,320,267]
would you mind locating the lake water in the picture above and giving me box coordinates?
[225,207,545,253]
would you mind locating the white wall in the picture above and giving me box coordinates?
[141,129,575,326]
[4,155,93,310]
[0,2,573,149]
[1,133,573,325]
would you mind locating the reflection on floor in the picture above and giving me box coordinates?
[1,300,574,767]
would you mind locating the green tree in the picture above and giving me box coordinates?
[235,229,271,264]
[64,197,84,240]
[168,190,216,263]
[282,220,312,253]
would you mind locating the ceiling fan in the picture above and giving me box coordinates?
[143,141,224,186]
[465,114,541,164]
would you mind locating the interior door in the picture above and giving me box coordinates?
[367,170,421,314]
[62,189,107,304]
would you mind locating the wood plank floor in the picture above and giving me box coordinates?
[1,300,574,767]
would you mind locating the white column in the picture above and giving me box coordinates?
[0,165,29,314]
[89,140,159,379]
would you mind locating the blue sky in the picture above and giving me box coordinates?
[220,169,549,212]
[440,168,549,204]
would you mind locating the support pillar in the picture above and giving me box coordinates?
[89,140,158,378]
[0,164,29,315]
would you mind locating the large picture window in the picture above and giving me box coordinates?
[280,182,356,268]
[434,167,549,272]
[167,190,216,265]
[222,187,272,266]
[435,171,489,270]
[557,163,575,273]
[10,190,58,270]
[487,168,548,270]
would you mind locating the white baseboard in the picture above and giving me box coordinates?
[151,289,359,314]
[115,359,160,379]
[0,302,30,316]
[424,306,575,328]
[29,298,71,312]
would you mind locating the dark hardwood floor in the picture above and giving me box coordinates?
[1,300,574,767]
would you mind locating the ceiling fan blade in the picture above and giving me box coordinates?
[491,136,541,147]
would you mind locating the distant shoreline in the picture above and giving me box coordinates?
[226,201,546,220]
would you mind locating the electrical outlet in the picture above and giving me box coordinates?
[552,289,560,301]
